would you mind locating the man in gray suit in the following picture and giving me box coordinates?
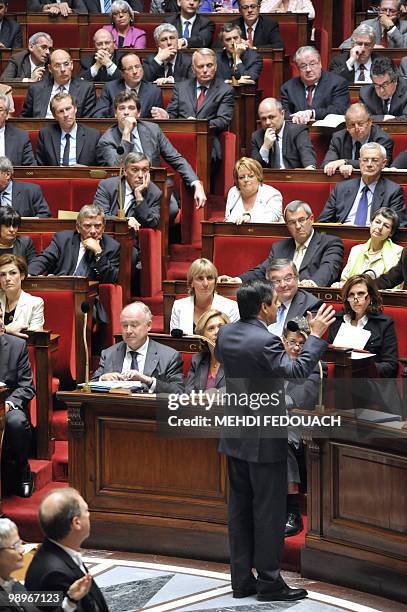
[142,24,193,85]
[0,31,53,82]
[0,94,36,166]
[92,301,184,394]
[0,157,51,217]
[340,0,407,48]
[329,24,375,84]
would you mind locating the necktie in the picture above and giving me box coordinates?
[382,98,390,114]
[293,244,304,270]
[358,63,365,82]
[354,185,369,226]
[131,130,143,153]
[130,351,139,370]
[270,303,286,338]
[247,25,253,48]
[380,29,388,47]
[196,85,206,110]
[353,140,361,161]
[104,0,111,11]
[306,85,314,108]
[183,21,190,39]
[62,133,71,166]
[273,134,281,169]
[58,85,66,93]
[165,62,173,78]
[74,251,90,277]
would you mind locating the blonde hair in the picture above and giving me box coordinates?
[195,309,230,338]
[233,157,263,188]
[187,258,218,296]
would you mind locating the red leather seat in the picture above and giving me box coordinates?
[213,235,279,276]
[27,23,81,48]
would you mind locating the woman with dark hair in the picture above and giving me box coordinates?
[0,207,36,265]
[103,0,146,48]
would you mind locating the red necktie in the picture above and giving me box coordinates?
[306,85,314,108]
[197,85,206,110]
[247,26,253,48]
[380,29,388,47]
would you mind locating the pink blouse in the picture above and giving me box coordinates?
[103,24,147,49]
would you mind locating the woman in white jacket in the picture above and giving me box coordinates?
[260,0,315,20]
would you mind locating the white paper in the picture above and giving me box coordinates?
[80,381,142,390]
[312,114,346,127]
[350,351,376,360]
[332,323,371,350]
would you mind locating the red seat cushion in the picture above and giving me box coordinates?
[19,179,72,217]
[213,236,275,276]
[28,23,81,47]
[270,181,331,218]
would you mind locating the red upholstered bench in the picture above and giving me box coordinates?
[392,134,407,159]
[19,179,72,217]
[27,23,81,48]
[258,58,274,100]
[309,132,332,167]
[14,96,25,118]
[28,130,39,154]
[213,235,280,276]
[269,181,332,218]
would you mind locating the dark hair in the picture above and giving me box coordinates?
[0,254,27,278]
[237,281,274,320]
[113,90,141,111]
[0,207,21,229]
[342,274,383,318]
[371,206,399,236]
[371,56,399,80]
[39,488,82,541]
[118,52,141,72]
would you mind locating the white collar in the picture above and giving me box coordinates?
[295,228,314,250]
[125,336,149,358]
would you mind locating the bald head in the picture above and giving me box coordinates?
[120,302,152,350]
[49,49,73,85]
[258,97,285,132]
[93,28,115,56]
[39,488,84,542]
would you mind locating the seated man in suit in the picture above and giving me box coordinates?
[251,97,316,169]
[163,0,215,48]
[21,49,96,119]
[323,102,393,177]
[79,29,120,83]
[216,23,263,84]
[0,94,36,166]
[340,0,407,48]
[0,31,53,82]
[92,301,184,394]
[93,52,163,118]
[0,157,51,217]
[0,2,23,49]
[28,204,120,283]
[233,0,284,48]
[36,92,101,166]
[25,488,109,612]
[359,56,407,120]
[27,0,88,14]
[281,46,350,125]
[329,24,375,83]
[319,142,407,227]
[143,23,193,85]
[96,91,206,216]
[84,0,143,10]
[219,200,344,287]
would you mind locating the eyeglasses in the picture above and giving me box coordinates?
[379,8,398,14]
[297,60,319,71]
[270,274,296,286]
[372,79,395,90]
[0,540,24,551]
[51,62,71,70]
[286,339,305,348]
[240,3,259,8]
[286,215,311,227]
[347,292,368,303]
[122,65,142,72]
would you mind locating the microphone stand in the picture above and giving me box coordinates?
[82,308,91,393]
[117,147,125,219]
[231,43,239,86]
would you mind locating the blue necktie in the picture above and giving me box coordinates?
[269,304,286,338]
[62,133,71,167]
[183,21,190,39]
[130,351,139,371]
[354,185,369,226]
[104,0,111,12]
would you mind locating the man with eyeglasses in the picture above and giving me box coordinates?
[319,142,407,227]
[359,56,407,120]
[218,200,344,287]
[21,49,96,118]
[329,24,375,83]
[216,23,263,84]
[281,46,349,125]
[93,52,163,118]
[79,29,120,83]
[341,0,407,48]
[0,31,52,82]
[322,102,393,178]
[232,0,284,48]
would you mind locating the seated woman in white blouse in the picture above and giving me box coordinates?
[260,0,315,20]
[225,157,283,225]
[170,258,239,334]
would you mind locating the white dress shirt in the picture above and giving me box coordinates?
[0,126,5,157]
[46,80,71,118]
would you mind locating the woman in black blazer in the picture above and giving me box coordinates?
[0,208,36,265]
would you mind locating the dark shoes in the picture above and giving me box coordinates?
[285,511,304,537]
[257,575,308,601]
[15,462,34,498]
[232,587,257,599]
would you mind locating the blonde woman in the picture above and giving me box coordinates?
[260,0,315,20]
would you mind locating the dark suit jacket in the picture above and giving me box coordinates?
[91,338,184,394]
[28,230,120,283]
[21,77,96,118]
[391,149,407,168]
[215,48,263,81]
[185,350,225,394]
[27,0,88,11]
[36,123,101,166]
[251,122,316,168]
[0,334,35,410]
[318,176,407,227]
[8,181,51,217]
[359,78,407,120]
[12,235,37,265]
[0,16,23,48]
[142,51,193,83]
[0,582,40,612]
[284,288,323,321]
[321,124,394,168]
[163,14,215,48]
[0,50,34,81]
[79,50,121,82]
[4,124,36,166]
[240,231,344,286]
[232,15,284,49]
[93,78,163,118]
[281,70,350,120]
[375,246,407,289]
[84,0,143,10]
[25,539,108,612]
[328,51,360,83]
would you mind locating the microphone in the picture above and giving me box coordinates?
[81,302,91,393]
[117,145,125,219]
[171,328,184,339]
[170,328,216,349]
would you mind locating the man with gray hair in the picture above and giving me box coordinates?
[340,0,407,48]
[79,28,120,83]
[216,23,263,84]
[319,142,407,226]
[28,203,120,282]
[0,31,52,82]
[359,56,407,120]
[0,94,35,165]
[92,301,184,394]
[219,200,344,287]
[0,156,50,215]
[329,24,375,83]
[143,23,192,84]
[281,46,349,125]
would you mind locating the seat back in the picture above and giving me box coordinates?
[213,235,277,276]
[27,23,81,47]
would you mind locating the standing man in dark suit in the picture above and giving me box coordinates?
[163,0,215,48]
[0,94,36,166]
[319,142,407,227]
[25,488,109,612]
[359,56,407,120]
[251,97,316,169]
[329,24,375,83]
[92,301,184,394]
[216,23,263,83]
[233,0,284,48]
[0,157,51,217]
[142,23,193,85]
[281,46,350,124]
[79,29,120,83]
[219,200,344,287]
[323,102,393,177]
[93,52,163,118]
[215,280,334,600]
[21,49,96,118]
[0,2,22,49]
[0,32,53,82]
[84,0,143,11]
[27,0,88,14]
[36,92,100,166]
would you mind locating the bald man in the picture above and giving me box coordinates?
[79,29,120,83]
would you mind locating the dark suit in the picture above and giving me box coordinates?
[84,0,143,11]
[21,77,96,119]
[376,246,407,289]
[215,48,263,81]
[4,125,36,166]
[93,79,163,118]
[318,176,407,227]
[163,14,215,48]
[391,149,407,168]
[10,236,37,265]
[251,122,316,169]
[0,16,23,49]
[215,318,327,593]
[94,176,161,227]
[79,51,121,82]
[240,231,344,286]
[328,51,363,83]
[6,181,51,217]
[91,338,184,394]
[27,0,88,12]
[322,124,394,168]
[36,123,101,166]
[28,230,120,283]
[142,52,193,83]
[0,50,35,81]
[232,15,284,49]
[185,351,225,394]
[281,70,350,120]
[25,539,108,612]
[283,288,323,321]
[359,78,407,120]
